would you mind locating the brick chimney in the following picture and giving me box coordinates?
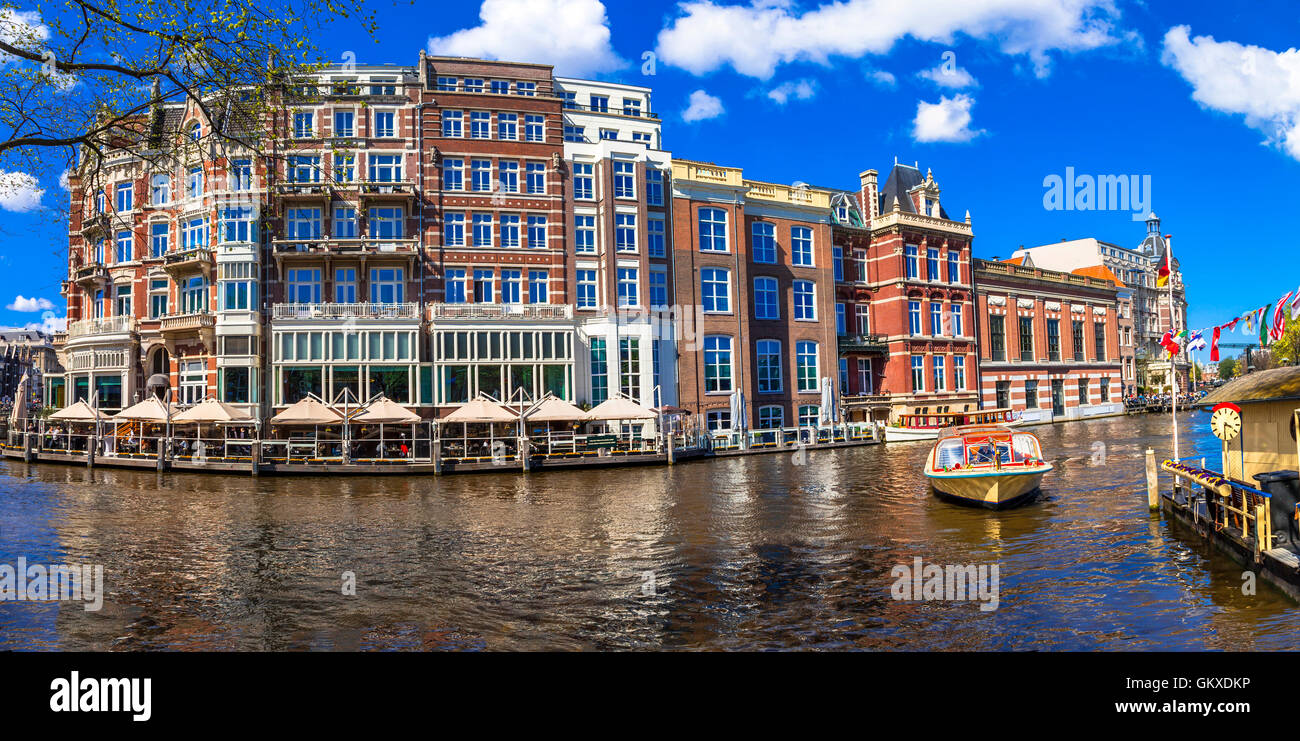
[859,169,878,222]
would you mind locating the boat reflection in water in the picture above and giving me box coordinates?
[925,426,1052,509]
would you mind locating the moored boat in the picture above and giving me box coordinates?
[924,425,1052,509]
[884,407,1021,443]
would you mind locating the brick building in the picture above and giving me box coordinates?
[973,258,1123,421]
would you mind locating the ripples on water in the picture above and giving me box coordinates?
[1,413,1297,651]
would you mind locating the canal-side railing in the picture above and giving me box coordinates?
[1161,458,1274,553]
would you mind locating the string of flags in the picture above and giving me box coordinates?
[1169,287,1300,362]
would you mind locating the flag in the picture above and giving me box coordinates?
[1160,330,1182,356]
[1210,325,1222,362]
[1225,317,1240,333]
[1156,237,1173,287]
[1260,304,1272,348]
[1292,288,1300,321]
[1188,330,1207,352]
[1271,292,1293,341]
[1245,311,1255,334]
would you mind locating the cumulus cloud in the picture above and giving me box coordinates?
[428,0,623,77]
[0,9,49,65]
[918,60,979,88]
[0,170,43,211]
[7,295,54,312]
[766,78,817,104]
[58,169,70,191]
[912,94,984,142]
[655,0,1123,79]
[864,67,897,88]
[23,313,66,334]
[1162,25,1300,161]
[682,89,725,122]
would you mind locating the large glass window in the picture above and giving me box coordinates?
[796,341,818,392]
[754,277,779,320]
[590,338,608,405]
[757,339,782,393]
[793,280,815,320]
[701,268,730,313]
[369,268,404,303]
[752,222,775,263]
[791,226,813,266]
[698,208,727,252]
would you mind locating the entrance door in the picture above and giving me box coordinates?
[1051,379,1065,417]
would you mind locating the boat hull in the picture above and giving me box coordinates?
[926,466,1050,509]
[884,426,942,442]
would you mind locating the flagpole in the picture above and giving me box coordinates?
[1168,235,1178,462]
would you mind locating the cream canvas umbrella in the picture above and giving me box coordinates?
[270,396,344,424]
[49,400,109,422]
[114,396,176,421]
[523,396,590,423]
[442,395,518,424]
[352,396,421,424]
[586,396,657,421]
[8,371,29,429]
[172,397,254,423]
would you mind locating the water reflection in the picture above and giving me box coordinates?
[1,411,1296,650]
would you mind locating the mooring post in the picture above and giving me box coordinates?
[87,435,97,469]
[250,441,261,477]
[666,433,675,465]
[156,439,165,472]
[22,431,33,463]
[1145,447,1159,511]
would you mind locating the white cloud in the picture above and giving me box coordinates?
[58,169,69,191]
[918,61,979,88]
[766,78,817,104]
[0,9,49,65]
[6,295,54,312]
[656,0,1122,79]
[23,314,66,334]
[0,170,43,211]
[865,67,897,88]
[428,0,623,77]
[682,89,725,122]
[912,94,984,142]
[1162,25,1300,161]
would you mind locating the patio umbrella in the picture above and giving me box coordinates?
[585,396,656,421]
[8,371,29,429]
[819,377,836,427]
[728,389,746,432]
[442,395,517,424]
[352,395,421,424]
[270,396,344,424]
[49,400,109,422]
[114,396,176,422]
[523,396,589,423]
[171,397,254,424]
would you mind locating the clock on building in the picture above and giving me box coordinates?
[1210,402,1242,443]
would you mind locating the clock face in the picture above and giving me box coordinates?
[1210,407,1242,442]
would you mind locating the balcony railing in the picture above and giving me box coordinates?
[272,302,420,320]
[429,303,573,321]
[562,102,660,120]
[67,315,136,338]
[272,238,418,255]
[159,313,215,333]
[837,333,888,353]
[72,262,109,285]
[162,247,214,275]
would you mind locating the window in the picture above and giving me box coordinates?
[947,252,960,283]
[796,341,818,392]
[293,111,314,138]
[600,129,618,141]
[114,231,132,262]
[1025,380,1039,408]
[590,94,609,112]
[497,161,519,193]
[576,269,597,309]
[150,222,169,258]
[930,302,942,335]
[442,158,464,191]
[182,216,208,248]
[798,405,820,428]
[564,125,585,143]
[286,268,320,303]
[614,213,636,252]
[148,279,168,318]
[516,81,536,97]
[1100,377,1110,402]
[288,155,320,182]
[473,269,494,303]
[1094,321,1106,360]
[187,167,203,198]
[497,112,518,140]
[620,338,641,400]
[525,162,545,194]
[1072,319,1085,361]
[856,305,870,334]
[857,359,872,395]
[590,338,608,405]
[633,132,652,145]
[704,336,733,393]
[373,110,395,137]
[334,110,355,137]
[613,160,635,198]
[758,406,784,429]
[926,247,939,280]
[699,208,727,252]
[462,78,484,93]
[443,268,466,304]
[617,267,638,307]
[996,381,1010,408]
[472,214,493,247]
[1078,378,1089,405]
[647,216,666,258]
[911,356,925,391]
[646,169,664,206]
[231,159,252,190]
[335,268,356,303]
[150,175,169,204]
[950,304,963,336]
[756,340,782,393]
[221,263,254,311]
[575,214,595,254]
[754,277,779,320]
[905,245,919,279]
[1046,319,1061,361]
[367,207,403,239]
[114,284,132,316]
[752,222,775,263]
[501,269,522,304]
[334,154,355,183]
[524,114,544,141]
[622,98,641,117]
[180,276,208,314]
[528,270,549,303]
[526,215,547,248]
[286,208,320,239]
[573,163,593,199]
[471,159,492,191]
[833,246,844,282]
[791,226,813,266]
[701,268,730,313]
[649,267,667,308]
[793,280,815,320]
[368,154,402,182]
[221,207,254,243]
[932,355,946,391]
[443,213,465,246]
[908,301,922,335]
[442,110,462,137]
[369,77,397,96]
[560,90,577,108]
[470,111,490,139]
[333,206,357,238]
[499,214,520,248]
[836,303,846,334]
[990,315,1006,361]
[1018,316,1034,361]
[953,356,966,390]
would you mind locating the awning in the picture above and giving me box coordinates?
[586,396,657,421]
[270,397,344,425]
[114,396,176,422]
[523,397,589,423]
[352,396,422,424]
[48,400,110,422]
[172,398,254,424]
[442,396,518,424]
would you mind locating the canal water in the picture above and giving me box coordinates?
[2,412,1297,650]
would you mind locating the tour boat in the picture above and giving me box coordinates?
[924,425,1052,509]
[884,408,1021,443]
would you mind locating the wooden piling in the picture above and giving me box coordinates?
[1145,448,1159,510]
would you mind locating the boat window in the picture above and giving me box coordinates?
[1011,434,1040,460]
[935,440,964,468]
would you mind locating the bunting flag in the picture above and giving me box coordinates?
[1271,292,1293,342]
[1160,330,1185,357]
[1210,325,1222,362]
[1260,304,1272,348]
[1225,317,1240,333]
[1187,329,1207,352]
[1245,311,1255,334]
[1156,238,1173,287]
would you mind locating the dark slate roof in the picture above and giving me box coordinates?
[877,163,950,219]
[1200,366,1300,406]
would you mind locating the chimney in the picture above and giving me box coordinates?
[858,169,879,221]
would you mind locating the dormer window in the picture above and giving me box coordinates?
[188,123,201,142]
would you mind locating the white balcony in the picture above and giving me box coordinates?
[428,303,573,321]
[67,315,137,338]
[272,302,420,321]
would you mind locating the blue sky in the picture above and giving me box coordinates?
[4,0,1299,356]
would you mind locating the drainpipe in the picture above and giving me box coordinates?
[971,258,985,410]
